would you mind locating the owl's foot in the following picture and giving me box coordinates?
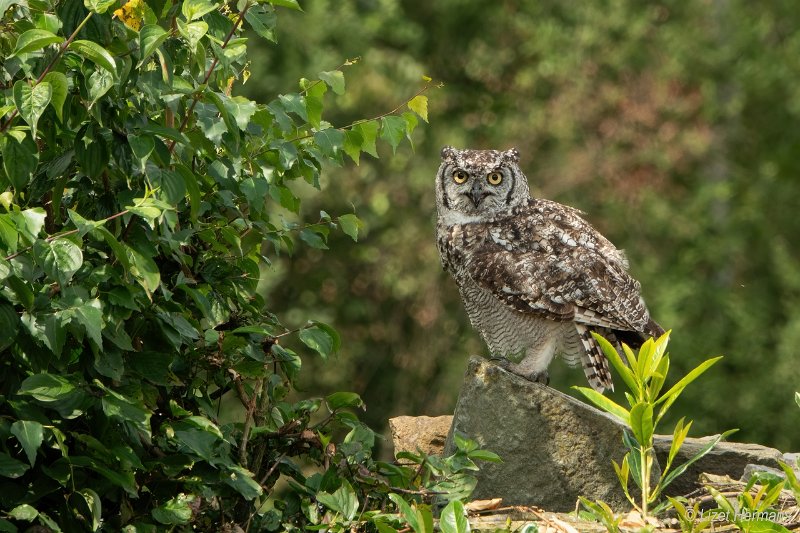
[488,357,550,386]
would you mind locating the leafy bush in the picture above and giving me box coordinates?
[575,333,734,519]
[0,0,456,530]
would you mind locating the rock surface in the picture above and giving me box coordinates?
[444,356,632,512]
[389,415,453,456]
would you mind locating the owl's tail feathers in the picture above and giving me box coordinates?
[575,324,614,393]
[645,318,666,339]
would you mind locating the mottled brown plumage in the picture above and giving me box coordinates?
[435,146,663,392]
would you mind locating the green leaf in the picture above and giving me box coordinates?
[0,453,29,478]
[407,95,428,122]
[244,3,276,42]
[152,493,195,525]
[224,95,258,130]
[740,520,792,533]
[354,120,379,157]
[13,80,52,138]
[380,115,406,153]
[592,332,638,395]
[73,298,104,347]
[305,81,326,128]
[338,213,362,242]
[10,420,44,466]
[656,356,722,420]
[660,429,738,491]
[267,0,302,10]
[388,493,420,532]
[127,133,155,170]
[299,325,335,359]
[182,0,219,21]
[629,402,654,446]
[84,0,116,13]
[325,392,364,411]
[43,72,68,122]
[439,500,470,533]
[573,386,630,424]
[69,40,117,79]
[223,465,263,500]
[319,70,345,95]
[12,28,64,56]
[343,129,363,164]
[467,449,502,463]
[1,129,39,190]
[665,417,691,473]
[0,301,19,350]
[34,238,83,286]
[97,381,152,438]
[316,480,359,520]
[314,128,344,160]
[77,488,102,531]
[299,228,328,249]
[18,373,77,402]
[176,19,208,49]
[138,24,169,64]
[795,391,800,409]
[8,503,37,521]
[126,244,161,296]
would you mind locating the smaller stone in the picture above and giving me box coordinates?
[741,464,786,482]
[389,415,453,456]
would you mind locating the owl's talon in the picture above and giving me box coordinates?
[527,371,550,386]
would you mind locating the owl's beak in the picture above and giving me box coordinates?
[467,182,487,207]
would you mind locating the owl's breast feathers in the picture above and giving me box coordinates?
[437,198,653,333]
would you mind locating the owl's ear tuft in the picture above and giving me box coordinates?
[504,148,520,163]
[441,146,458,162]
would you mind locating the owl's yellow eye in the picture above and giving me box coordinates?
[487,172,503,185]
[452,170,468,184]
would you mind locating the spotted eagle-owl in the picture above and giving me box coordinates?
[435,146,664,392]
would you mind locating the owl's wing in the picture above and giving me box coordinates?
[463,199,651,332]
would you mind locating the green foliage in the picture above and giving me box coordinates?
[667,496,714,533]
[575,333,735,519]
[577,497,622,533]
[707,477,791,533]
[0,0,438,530]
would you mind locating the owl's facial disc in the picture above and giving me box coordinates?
[467,179,491,207]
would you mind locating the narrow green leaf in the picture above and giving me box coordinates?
[69,40,117,78]
[467,449,502,463]
[12,29,64,56]
[338,213,362,242]
[592,332,638,395]
[656,356,723,419]
[408,95,428,122]
[388,493,420,532]
[138,24,169,64]
[13,80,51,137]
[573,386,629,424]
[319,70,345,95]
[665,417,691,473]
[42,72,68,121]
[660,429,737,491]
[439,500,470,533]
[795,391,800,409]
[1,129,39,190]
[10,420,44,466]
[629,402,654,446]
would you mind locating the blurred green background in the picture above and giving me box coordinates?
[242,0,800,453]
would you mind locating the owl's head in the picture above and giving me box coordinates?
[435,146,530,218]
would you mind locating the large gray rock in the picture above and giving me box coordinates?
[444,356,633,512]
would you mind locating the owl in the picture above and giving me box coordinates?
[435,146,664,393]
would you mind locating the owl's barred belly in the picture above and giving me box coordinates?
[459,279,581,378]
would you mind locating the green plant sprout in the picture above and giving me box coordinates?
[574,332,736,520]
